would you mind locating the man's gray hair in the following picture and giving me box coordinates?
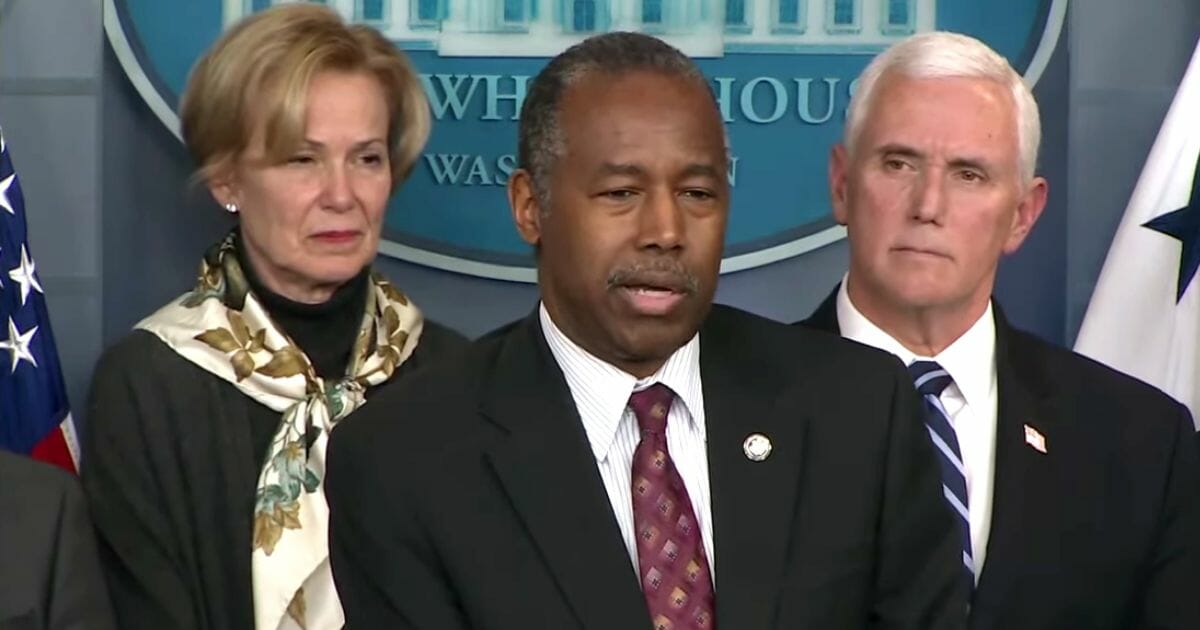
[845,31,1041,184]
[518,32,719,207]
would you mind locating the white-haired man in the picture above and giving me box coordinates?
[801,31,1200,629]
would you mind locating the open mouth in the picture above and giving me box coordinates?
[609,268,697,316]
[608,263,699,316]
[617,285,687,315]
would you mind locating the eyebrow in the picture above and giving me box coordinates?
[300,138,387,150]
[595,162,723,179]
[876,143,923,160]
[876,143,992,172]
[947,157,991,173]
[597,162,645,177]
[679,163,723,179]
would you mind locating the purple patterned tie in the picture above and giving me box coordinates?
[629,384,716,630]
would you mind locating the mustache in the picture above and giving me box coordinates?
[607,260,700,295]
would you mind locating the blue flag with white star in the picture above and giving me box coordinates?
[0,127,78,471]
[1076,39,1200,425]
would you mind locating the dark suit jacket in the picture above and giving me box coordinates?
[0,450,114,630]
[328,304,967,629]
[802,287,1200,630]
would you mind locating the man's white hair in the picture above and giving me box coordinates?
[844,31,1040,184]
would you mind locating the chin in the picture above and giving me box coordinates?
[317,252,370,272]
[870,270,944,302]
[885,287,960,312]
[616,325,695,363]
[302,264,365,288]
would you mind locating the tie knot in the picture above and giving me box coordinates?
[628,383,675,434]
[909,360,953,397]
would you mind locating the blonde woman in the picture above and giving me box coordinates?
[84,5,465,629]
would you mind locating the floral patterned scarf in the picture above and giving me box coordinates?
[137,233,422,629]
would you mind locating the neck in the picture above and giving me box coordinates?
[234,232,366,310]
[617,358,667,380]
[252,268,341,305]
[540,301,668,379]
[235,240,340,306]
[269,282,339,305]
[845,276,988,357]
[235,238,371,379]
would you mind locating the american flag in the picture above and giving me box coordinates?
[0,127,78,472]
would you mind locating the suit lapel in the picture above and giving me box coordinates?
[703,309,808,627]
[481,314,650,630]
[972,311,1061,627]
[800,284,841,332]
[802,290,1069,628]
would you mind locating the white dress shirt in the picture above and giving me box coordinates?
[836,279,998,579]
[539,304,715,579]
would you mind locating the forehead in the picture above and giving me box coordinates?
[304,71,387,120]
[555,71,725,163]
[860,74,1018,156]
[245,70,386,154]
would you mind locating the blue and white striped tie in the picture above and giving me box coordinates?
[909,360,975,592]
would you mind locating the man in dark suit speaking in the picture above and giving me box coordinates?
[801,31,1200,629]
[0,450,114,630]
[327,32,964,629]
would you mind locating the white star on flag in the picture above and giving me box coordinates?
[0,316,38,373]
[0,173,14,215]
[0,125,80,472]
[8,245,43,306]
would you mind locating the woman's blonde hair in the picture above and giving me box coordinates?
[180,3,430,189]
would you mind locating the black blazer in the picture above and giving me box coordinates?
[83,321,466,630]
[802,287,1200,630]
[327,304,967,629]
[0,451,114,630]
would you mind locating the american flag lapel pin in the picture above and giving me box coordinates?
[1024,424,1047,454]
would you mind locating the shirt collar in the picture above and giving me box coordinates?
[539,303,705,461]
[837,275,996,410]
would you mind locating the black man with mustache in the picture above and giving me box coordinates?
[326,31,966,630]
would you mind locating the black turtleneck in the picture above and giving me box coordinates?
[234,232,369,380]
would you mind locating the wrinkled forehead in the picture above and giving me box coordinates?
[860,74,1020,153]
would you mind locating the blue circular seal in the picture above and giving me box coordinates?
[105,0,1065,282]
